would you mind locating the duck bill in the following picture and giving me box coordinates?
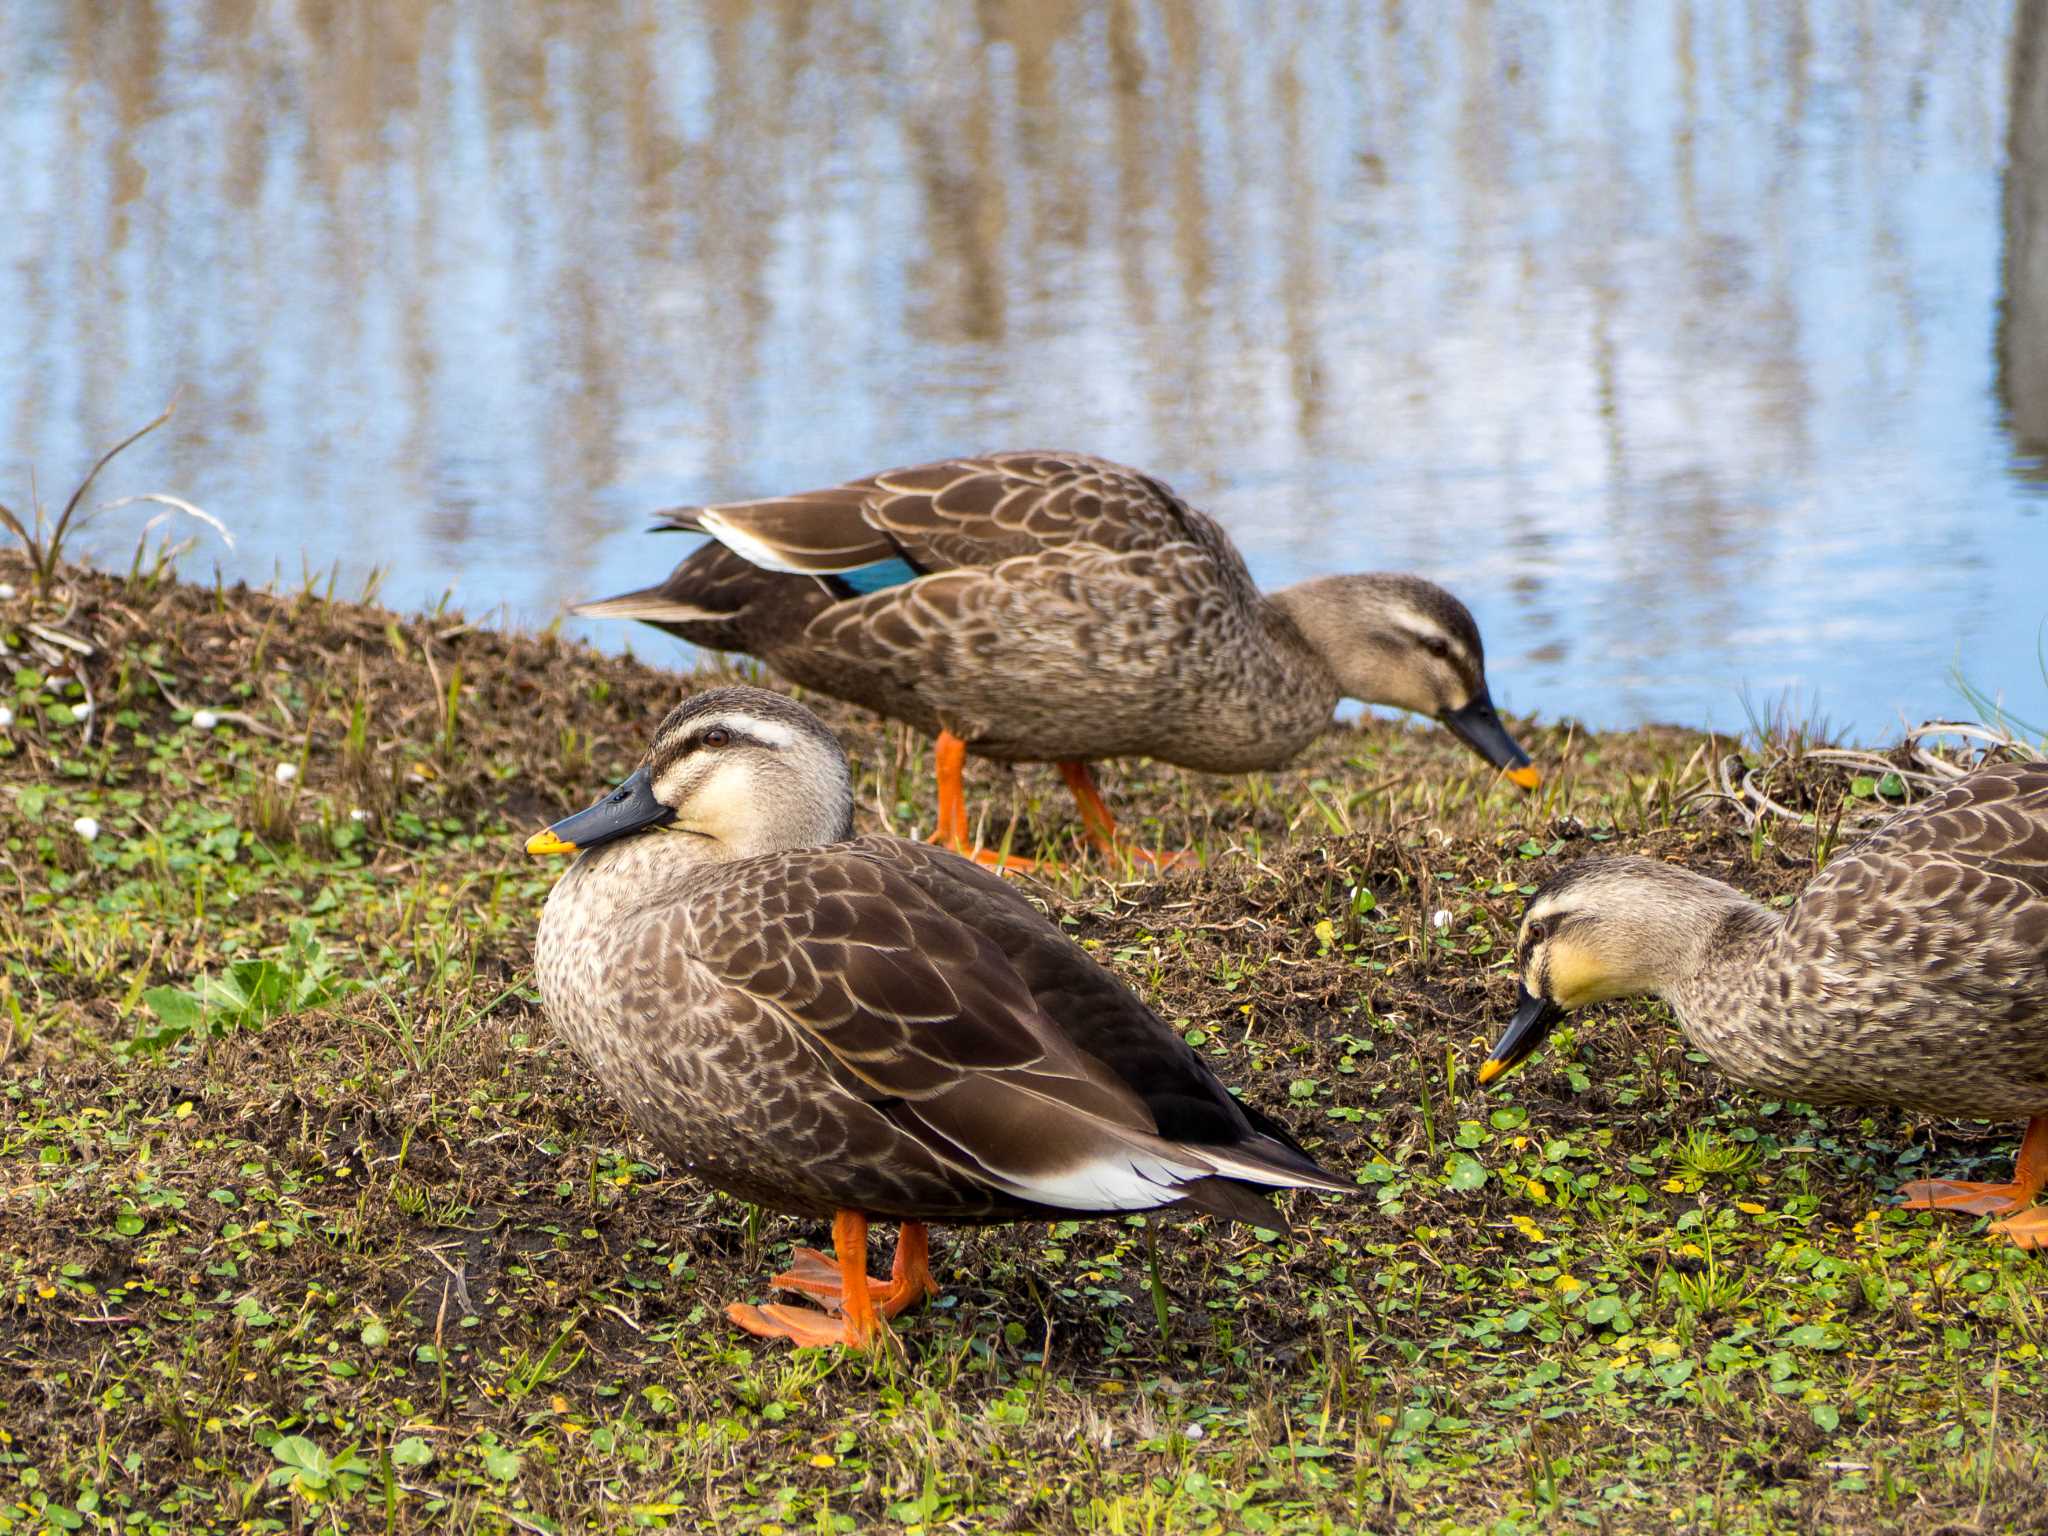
[1440,691,1540,789]
[1477,986,1564,1086]
[525,766,675,856]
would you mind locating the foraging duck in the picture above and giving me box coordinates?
[576,452,1538,869]
[1479,761,2048,1246]
[527,686,1350,1348]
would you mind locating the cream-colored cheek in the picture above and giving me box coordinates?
[675,762,752,841]
[1545,940,1613,1009]
[1345,662,1436,717]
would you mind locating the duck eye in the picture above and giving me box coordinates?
[1524,919,1548,946]
[1421,636,1452,660]
[701,727,732,748]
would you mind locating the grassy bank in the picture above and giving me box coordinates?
[3,551,2045,1535]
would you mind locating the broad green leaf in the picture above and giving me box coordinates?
[1447,1154,1488,1192]
[141,987,205,1034]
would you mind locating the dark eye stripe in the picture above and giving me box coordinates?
[682,723,768,754]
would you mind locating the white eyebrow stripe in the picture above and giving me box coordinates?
[696,714,800,750]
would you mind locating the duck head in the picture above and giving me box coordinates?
[1270,573,1540,789]
[1479,857,1742,1085]
[526,687,855,863]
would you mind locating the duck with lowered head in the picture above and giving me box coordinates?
[576,451,1539,870]
[527,686,1351,1348]
[1479,761,2048,1246]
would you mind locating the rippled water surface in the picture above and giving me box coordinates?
[5,1,2046,734]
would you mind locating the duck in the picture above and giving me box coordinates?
[575,451,1539,870]
[526,685,1352,1348]
[1478,760,2048,1246]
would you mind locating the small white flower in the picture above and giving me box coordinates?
[192,709,220,730]
[349,808,370,823]
[72,701,91,721]
[73,816,100,842]
[1183,1422,1204,1441]
[1432,908,1453,929]
[0,706,12,728]
[274,762,299,784]
[0,583,16,599]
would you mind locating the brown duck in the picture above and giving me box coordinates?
[527,686,1350,1348]
[1480,761,2048,1246]
[576,451,1539,870]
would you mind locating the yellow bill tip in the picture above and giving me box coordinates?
[1476,1058,1507,1087]
[1505,765,1542,791]
[525,828,579,857]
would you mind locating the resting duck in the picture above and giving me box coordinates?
[527,686,1351,1347]
[1481,761,2048,1246]
[577,451,1538,870]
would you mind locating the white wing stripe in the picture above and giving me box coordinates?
[994,1151,1208,1211]
[698,510,814,576]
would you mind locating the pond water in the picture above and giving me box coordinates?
[4,1,2046,736]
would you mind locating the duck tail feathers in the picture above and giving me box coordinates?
[571,588,732,625]
[1176,1177,1288,1229]
[645,505,711,533]
[1192,1135,1354,1198]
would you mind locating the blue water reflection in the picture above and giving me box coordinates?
[1,1,2041,734]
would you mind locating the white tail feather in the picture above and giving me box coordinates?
[572,592,730,624]
[1190,1141,1355,1195]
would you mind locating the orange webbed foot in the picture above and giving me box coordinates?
[1900,1178,2033,1217]
[1990,1206,2048,1249]
[771,1227,938,1320]
[768,1247,928,1316]
[728,1214,935,1350]
[960,842,1047,875]
[1903,1119,2048,1234]
[726,1300,884,1350]
[926,832,1047,874]
[769,1246,862,1300]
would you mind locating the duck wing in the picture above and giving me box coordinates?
[678,843,1348,1219]
[1791,761,2048,1007]
[650,451,1234,580]
[865,837,1324,1156]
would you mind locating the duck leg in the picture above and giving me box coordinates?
[1057,761,1195,870]
[1900,1117,2048,1234]
[930,730,1041,873]
[727,1209,892,1349]
[768,1221,938,1318]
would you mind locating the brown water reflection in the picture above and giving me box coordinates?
[3,1,2044,732]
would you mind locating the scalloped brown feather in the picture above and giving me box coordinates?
[1604,762,2048,1119]
[576,452,1335,770]
[534,825,1348,1225]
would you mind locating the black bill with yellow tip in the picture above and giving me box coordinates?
[525,766,673,856]
[1477,984,1564,1086]
[1440,691,1541,790]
